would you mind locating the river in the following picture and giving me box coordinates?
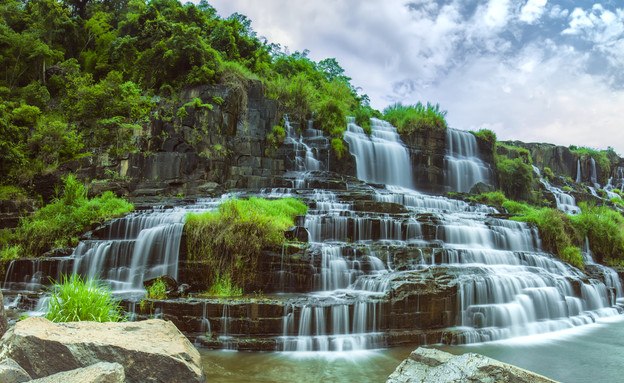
[200,316,624,382]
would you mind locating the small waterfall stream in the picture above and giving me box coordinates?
[444,129,494,193]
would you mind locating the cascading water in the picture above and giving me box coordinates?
[343,117,414,189]
[532,166,580,215]
[444,129,494,193]
[576,159,582,183]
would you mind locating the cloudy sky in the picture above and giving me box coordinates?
[204,0,624,154]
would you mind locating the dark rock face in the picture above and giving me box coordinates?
[0,358,32,383]
[402,129,447,194]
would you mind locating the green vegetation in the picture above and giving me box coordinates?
[0,0,376,185]
[543,167,554,181]
[496,157,534,201]
[570,203,624,265]
[0,175,133,258]
[266,125,286,149]
[207,272,242,297]
[471,129,496,152]
[468,191,507,207]
[45,274,124,322]
[184,197,308,294]
[382,102,448,135]
[569,145,614,184]
[146,277,167,300]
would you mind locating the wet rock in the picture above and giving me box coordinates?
[387,347,559,383]
[0,317,206,383]
[0,358,31,383]
[469,181,495,195]
[284,226,309,242]
[30,362,125,383]
[0,289,7,339]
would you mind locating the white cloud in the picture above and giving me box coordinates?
[520,0,547,24]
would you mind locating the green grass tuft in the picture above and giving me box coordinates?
[45,274,124,322]
[382,102,448,135]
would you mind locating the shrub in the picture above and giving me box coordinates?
[184,197,308,293]
[267,125,286,148]
[207,272,242,297]
[45,274,124,322]
[383,102,447,135]
[146,277,167,300]
[560,246,584,269]
[562,186,573,192]
[543,167,554,181]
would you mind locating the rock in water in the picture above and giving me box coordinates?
[30,362,125,383]
[0,317,206,383]
[387,347,559,383]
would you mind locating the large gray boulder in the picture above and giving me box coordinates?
[0,317,206,383]
[387,347,559,383]
[30,362,125,383]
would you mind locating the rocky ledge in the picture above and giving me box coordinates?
[0,317,206,383]
[387,347,558,383]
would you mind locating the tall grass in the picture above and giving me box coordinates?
[45,274,124,322]
[570,203,624,265]
[382,102,448,135]
[2,174,134,258]
[184,197,308,294]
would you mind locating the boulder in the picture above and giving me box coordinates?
[0,358,32,383]
[0,289,8,338]
[0,317,206,383]
[387,347,558,383]
[30,362,125,383]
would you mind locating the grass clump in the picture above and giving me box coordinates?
[146,277,167,300]
[496,157,535,201]
[383,102,448,136]
[207,273,242,297]
[45,274,124,322]
[469,191,508,207]
[471,129,497,152]
[3,174,134,258]
[570,203,624,265]
[184,197,308,294]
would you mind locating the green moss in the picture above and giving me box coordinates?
[543,167,554,181]
[184,197,308,294]
[471,129,497,152]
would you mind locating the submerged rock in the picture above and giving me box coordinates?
[387,347,558,383]
[0,317,206,383]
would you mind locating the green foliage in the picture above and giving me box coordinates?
[207,272,242,297]
[4,174,134,257]
[570,203,624,265]
[469,191,508,207]
[354,106,382,136]
[496,156,535,200]
[267,125,286,148]
[562,186,573,192]
[45,274,124,322]
[497,143,532,164]
[184,197,307,293]
[510,205,582,268]
[543,167,554,181]
[146,277,167,300]
[560,246,584,269]
[331,138,347,160]
[382,102,448,136]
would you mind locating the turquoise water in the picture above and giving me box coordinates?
[200,316,624,382]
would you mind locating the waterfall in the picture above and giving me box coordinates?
[590,157,599,188]
[576,159,582,183]
[444,129,493,193]
[343,117,414,188]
